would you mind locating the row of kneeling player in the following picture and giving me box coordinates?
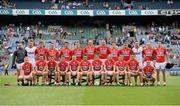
[17,53,156,86]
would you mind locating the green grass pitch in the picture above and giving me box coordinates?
[0,75,180,105]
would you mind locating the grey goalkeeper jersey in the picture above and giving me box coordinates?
[13,48,27,64]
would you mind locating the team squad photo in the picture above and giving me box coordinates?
[0,0,180,105]
[13,39,169,86]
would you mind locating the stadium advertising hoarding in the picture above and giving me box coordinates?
[158,9,180,15]
[109,10,125,16]
[141,10,158,15]
[12,9,29,15]
[0,9,179,16]
[29,9,45,15]
[45,10,61,15]
[0,9,12,15]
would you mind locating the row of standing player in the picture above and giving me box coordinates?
[13,39,169,86]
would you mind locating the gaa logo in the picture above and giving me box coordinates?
[112,10,122,15]
[64,10,74,15]
[32,10,42,15]
[128,10,139,15]
[80,10,90,15]
[0,9,10,14]
[144,10,154,15]
[15,10,26,14]
[96,10,106,15]
[48,10,58,15]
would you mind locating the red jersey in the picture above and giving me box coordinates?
[72,48,83,61]
[96,46,110,59]
[47,61,57,71]
[116,61,127,72]
[80,60,91,71]
[69,61,79,71]
[36,60,46,71]
[110,48,119,61]
[84,46,96,60]
[104,60,115,71]
[127,59,139,72]
[143,48,154,61]
[143,65,154,77]
[92,60,102,71]
[35,47,47,60]
[47,49,59,61]
[154,48,166,63]
[22,62,33,76]
[59,48,72,61]
[119,48,132,61]
[58,61,68,72]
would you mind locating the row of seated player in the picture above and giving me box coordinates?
[17,54,155,86]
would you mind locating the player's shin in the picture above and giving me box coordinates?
[151,78,155,85]
[134,75,138,86]
[143,78,146,85]
[127,73,132,86]
[156,70,160,85]
[32,72,36,85]
[45,72,49,85]
[139,72,143,86]
[124,73,128,85]
[162,71,166,86]
[103,72,107,84]
[77,72,82,84]
[67,72,71,85]
[17,69,20,84]
[88,72,93,85]
[116,72,119,83]
[112,72,116,83]
[42,72,46,85]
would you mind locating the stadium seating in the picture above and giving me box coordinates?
[10,0,180,9]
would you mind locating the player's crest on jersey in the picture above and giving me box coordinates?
[146,52,152,56]
[88,50,94,54]
[106,66,113,70]
[75,52,81,56]
[25,69,30,72]
[100,49,107,54]
[71,66,77,71]
[123,52,129,56]
[157,51,163,56]
[82,66,89,70]
[64,53,69,57]
[112,52,117,56]
[94,66,101,70]
[38,66,44,70]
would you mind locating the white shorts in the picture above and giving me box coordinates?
[155,62,167,70]
[29,59,36,67]
[71,71,77,76]
[66,61,71,64]
[118,71,126,75]
[16,63,23,70]
[82,71,89,75]
[88,59,94,63]
[94,71,101,76]
[18,74,32,79]
[138,60,143,69]
[143,61,154,67]
[107,71,114,76]
[100,59,107,63]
